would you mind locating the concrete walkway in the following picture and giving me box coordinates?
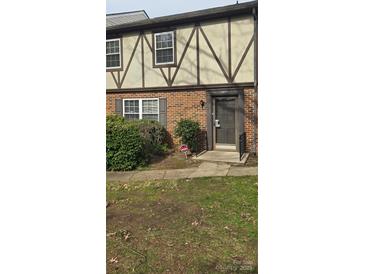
[194,151,249,164]
[107,162,257,182]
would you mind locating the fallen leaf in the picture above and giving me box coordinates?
[109,257,118,263]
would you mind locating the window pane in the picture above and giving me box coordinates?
[142,100,158,114]
[106,54,120,68]
[106,40,120,54]
[156,48,173,64]
[124,100,139,114]
[142,114,158,121]
[156,33,172,49]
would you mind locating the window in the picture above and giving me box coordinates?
[123,99,159,121]
[124,100,139,120]
[106,39,121,69]
[142,99,159,121]
[154,31,175,65]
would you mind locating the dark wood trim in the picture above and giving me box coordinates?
[168,67,171,86]
[152,29,177,68]
[231,34,255,82]
[170,27,196,85]
[206,94,213,150]
[142,33,170,86]
[206,88,243,97]
[106,37,124,72]
[120,34,141,88]
[228,17,232,81]
[117,71,120,87]
[141,31,145,88]
[199,26,230,83]
[106,82,254,93]
[253,8,258,154]
[254,10,258,88]
[110,71,119,88]
[196,24,200,85]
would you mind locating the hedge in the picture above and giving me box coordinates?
[106,115,168,171]
[132,119,167,157]
[106,117,144,171]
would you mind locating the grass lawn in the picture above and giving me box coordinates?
[107,176,258,273]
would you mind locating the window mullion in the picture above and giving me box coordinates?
[139,99,143,120]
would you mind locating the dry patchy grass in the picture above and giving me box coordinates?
[107,176,257,273]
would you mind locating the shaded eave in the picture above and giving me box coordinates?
[106,10,149,19]
[107,1,257,37]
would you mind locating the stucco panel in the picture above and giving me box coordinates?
[200,19,229,74]
[231,16,254,73]
[173,25,197,86]
[199,30,227,84]
[234,41,254,83]
[106,72,117,89]
[122,33,142,88]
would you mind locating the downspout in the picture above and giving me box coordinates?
[253,7,258,154]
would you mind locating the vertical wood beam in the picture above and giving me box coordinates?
[196,24,200,85]
[228,17,232,81]
[253,8,258,154]
[141,31,145,88]
[168,67,171,86]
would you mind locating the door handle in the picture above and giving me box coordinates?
[215,119,220,128]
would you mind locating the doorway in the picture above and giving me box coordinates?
[213,97,236,150]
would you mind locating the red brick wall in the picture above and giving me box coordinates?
[243,88,257,153]
[106,88,257,153]
[106,90,207,146]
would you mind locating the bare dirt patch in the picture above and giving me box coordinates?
[140,151,201,170]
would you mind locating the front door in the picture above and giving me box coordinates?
[214,97,236,148]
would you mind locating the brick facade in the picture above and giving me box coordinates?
[106,88,257,153]
[106,90,207,146]
[243,88,257,153]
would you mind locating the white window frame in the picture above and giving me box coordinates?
[123,98,159,121]
[106,38,122,69]
[154,31,175,65]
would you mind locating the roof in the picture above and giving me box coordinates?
[107,1,257,34]
[106,10,149,28]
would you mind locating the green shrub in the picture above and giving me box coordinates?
[106,114,125,128]
[106,115,169,170]
[174,119,200,152]
[106,115,144,171]
[131,119,167,156]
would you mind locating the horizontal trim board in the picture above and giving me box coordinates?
[207,89,242,96]
[106,82,254,93]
